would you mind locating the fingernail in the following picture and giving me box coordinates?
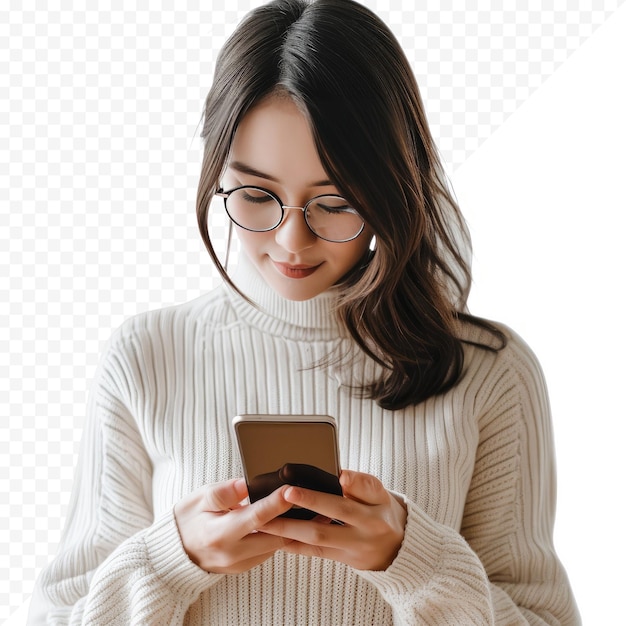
[284,486,298,501]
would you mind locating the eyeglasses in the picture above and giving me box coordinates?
[216,186,365,243]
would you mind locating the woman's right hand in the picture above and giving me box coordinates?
[173,477,294,573]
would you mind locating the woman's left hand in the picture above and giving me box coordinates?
[259,469,407,571]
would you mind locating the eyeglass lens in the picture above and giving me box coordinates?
[224,187,363,242]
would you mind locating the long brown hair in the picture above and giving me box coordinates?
[196,0,505,410]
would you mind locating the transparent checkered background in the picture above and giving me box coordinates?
[1,1,623,621]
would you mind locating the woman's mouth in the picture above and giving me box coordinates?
[272,260,322,279]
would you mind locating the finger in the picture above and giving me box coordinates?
[279,539,346,564]
[232,486,295,534]
[199,525,294,574]
[220,526,294,565]
[281,486,362,526]
[202,477,248,512]
[260,513,346,549]
[339,470,389,505]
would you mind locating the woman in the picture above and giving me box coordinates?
[29,0,580,623]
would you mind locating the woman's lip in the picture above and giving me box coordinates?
[272,260,322,279]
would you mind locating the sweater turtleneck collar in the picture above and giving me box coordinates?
[224,253,348,342]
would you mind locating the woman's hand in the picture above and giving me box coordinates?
[174,478,294,574]
[259,470,407,571]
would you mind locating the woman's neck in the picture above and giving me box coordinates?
[225,253,346,340]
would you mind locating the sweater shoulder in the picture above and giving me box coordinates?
[456,318,550,414]
[104,284,235,356]
[459,317,544,374]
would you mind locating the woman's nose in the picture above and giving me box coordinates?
[274,207,317,253]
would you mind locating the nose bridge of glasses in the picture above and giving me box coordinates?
[278,204,311,235]
[281,204,307,213]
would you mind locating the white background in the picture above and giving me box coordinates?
[2,1,625,623]
[457,6,626,624]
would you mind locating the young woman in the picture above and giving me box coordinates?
[29,0,580,623]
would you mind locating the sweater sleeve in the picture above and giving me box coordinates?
[27,331,223,625]
[358,329,580,625]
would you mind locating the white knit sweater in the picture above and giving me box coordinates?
[29,258,580,625]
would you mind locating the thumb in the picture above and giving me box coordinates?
[202,477,248,512]
[339,470,388,505]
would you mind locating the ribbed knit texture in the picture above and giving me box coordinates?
[29,256,580,625]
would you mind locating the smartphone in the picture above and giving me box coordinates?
[232,414,342,519]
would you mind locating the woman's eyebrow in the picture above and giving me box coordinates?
[228,160,333,187]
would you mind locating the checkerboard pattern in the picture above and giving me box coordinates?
[1,0,622,619]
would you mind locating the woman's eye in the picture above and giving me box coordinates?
[241,191,274,204]
[318,203,351,214]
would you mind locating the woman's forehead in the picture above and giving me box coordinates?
[228,96,333,191]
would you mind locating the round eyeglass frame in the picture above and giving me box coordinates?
[215,185,366,243]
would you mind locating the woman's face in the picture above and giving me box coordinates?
[222,95,372,301]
